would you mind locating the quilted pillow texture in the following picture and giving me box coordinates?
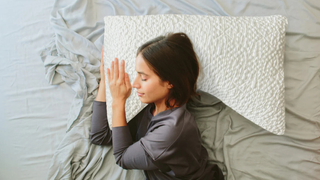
[103,14,287,135]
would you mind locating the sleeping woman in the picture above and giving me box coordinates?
[90,32,224,180]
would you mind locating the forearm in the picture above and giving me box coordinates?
[90,100,112,145]
[112,126,158,170]
[112,100,127,127]
[96,82,106,102]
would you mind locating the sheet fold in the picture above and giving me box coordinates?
[39,0,320,179]
[40,0,145,179]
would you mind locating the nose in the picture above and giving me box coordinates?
[132,75,140,89]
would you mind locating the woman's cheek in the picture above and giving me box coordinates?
[143,80,152,92]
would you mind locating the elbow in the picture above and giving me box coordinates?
[116,161,128,170]
[90,131,112,145]
[114,153,129,169]
[90,135,102,145]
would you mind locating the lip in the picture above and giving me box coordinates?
[137,92,144,97]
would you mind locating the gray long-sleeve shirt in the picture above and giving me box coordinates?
[90,100,223,180]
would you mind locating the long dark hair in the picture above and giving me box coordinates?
[136,32,200,108]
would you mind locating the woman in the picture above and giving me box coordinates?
[90,32,224,180]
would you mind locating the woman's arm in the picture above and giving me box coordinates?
[91,47,133,145]
[95,82,106,102]
[90,79,140,145]
[96,47,107,102]
[90,80,140,145]
[90,47,111,145]
[105,58,159,170]
[90,98,141,145]
[107,58,132,128]
[112,126,159,170]
[90,100,112,145]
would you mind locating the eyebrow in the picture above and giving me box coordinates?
[137,71,149,76]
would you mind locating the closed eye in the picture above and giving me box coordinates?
[136,71,147,81]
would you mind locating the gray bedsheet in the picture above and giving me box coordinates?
[1,0,319,180]
[41,0,320,179]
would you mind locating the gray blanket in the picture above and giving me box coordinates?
[41,0,320,179]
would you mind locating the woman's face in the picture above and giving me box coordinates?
[132,53,172,105]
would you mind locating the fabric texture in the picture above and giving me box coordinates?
[4,0,316,179]
[103,14,288,135]
[39,1,146,179]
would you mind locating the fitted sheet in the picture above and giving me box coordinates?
[0,0,319,180]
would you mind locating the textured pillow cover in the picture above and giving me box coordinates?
[103,14,288,135]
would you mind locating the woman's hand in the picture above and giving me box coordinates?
[96,46,106,102]
[107,58,132,104]
[99,46,106,85]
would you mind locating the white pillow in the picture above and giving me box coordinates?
[103,14,287,135]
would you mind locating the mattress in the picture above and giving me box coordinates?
[0,0,319,180]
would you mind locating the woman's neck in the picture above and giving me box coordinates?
[152,99,179,116]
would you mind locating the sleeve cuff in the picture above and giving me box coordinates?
[93,100,106,105]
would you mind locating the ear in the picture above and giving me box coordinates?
[163,81,173,89]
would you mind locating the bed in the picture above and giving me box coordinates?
[0,0,319,180]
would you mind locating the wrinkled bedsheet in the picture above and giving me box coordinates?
[1,0,319,180]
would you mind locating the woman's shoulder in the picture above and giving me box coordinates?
[141,104,194,143]
[167,103,194,127]
[139,104,200,161]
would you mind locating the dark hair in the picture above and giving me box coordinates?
[136,32,200,108]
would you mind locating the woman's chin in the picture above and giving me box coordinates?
[139,99,146,104]
[139,97,150,104]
